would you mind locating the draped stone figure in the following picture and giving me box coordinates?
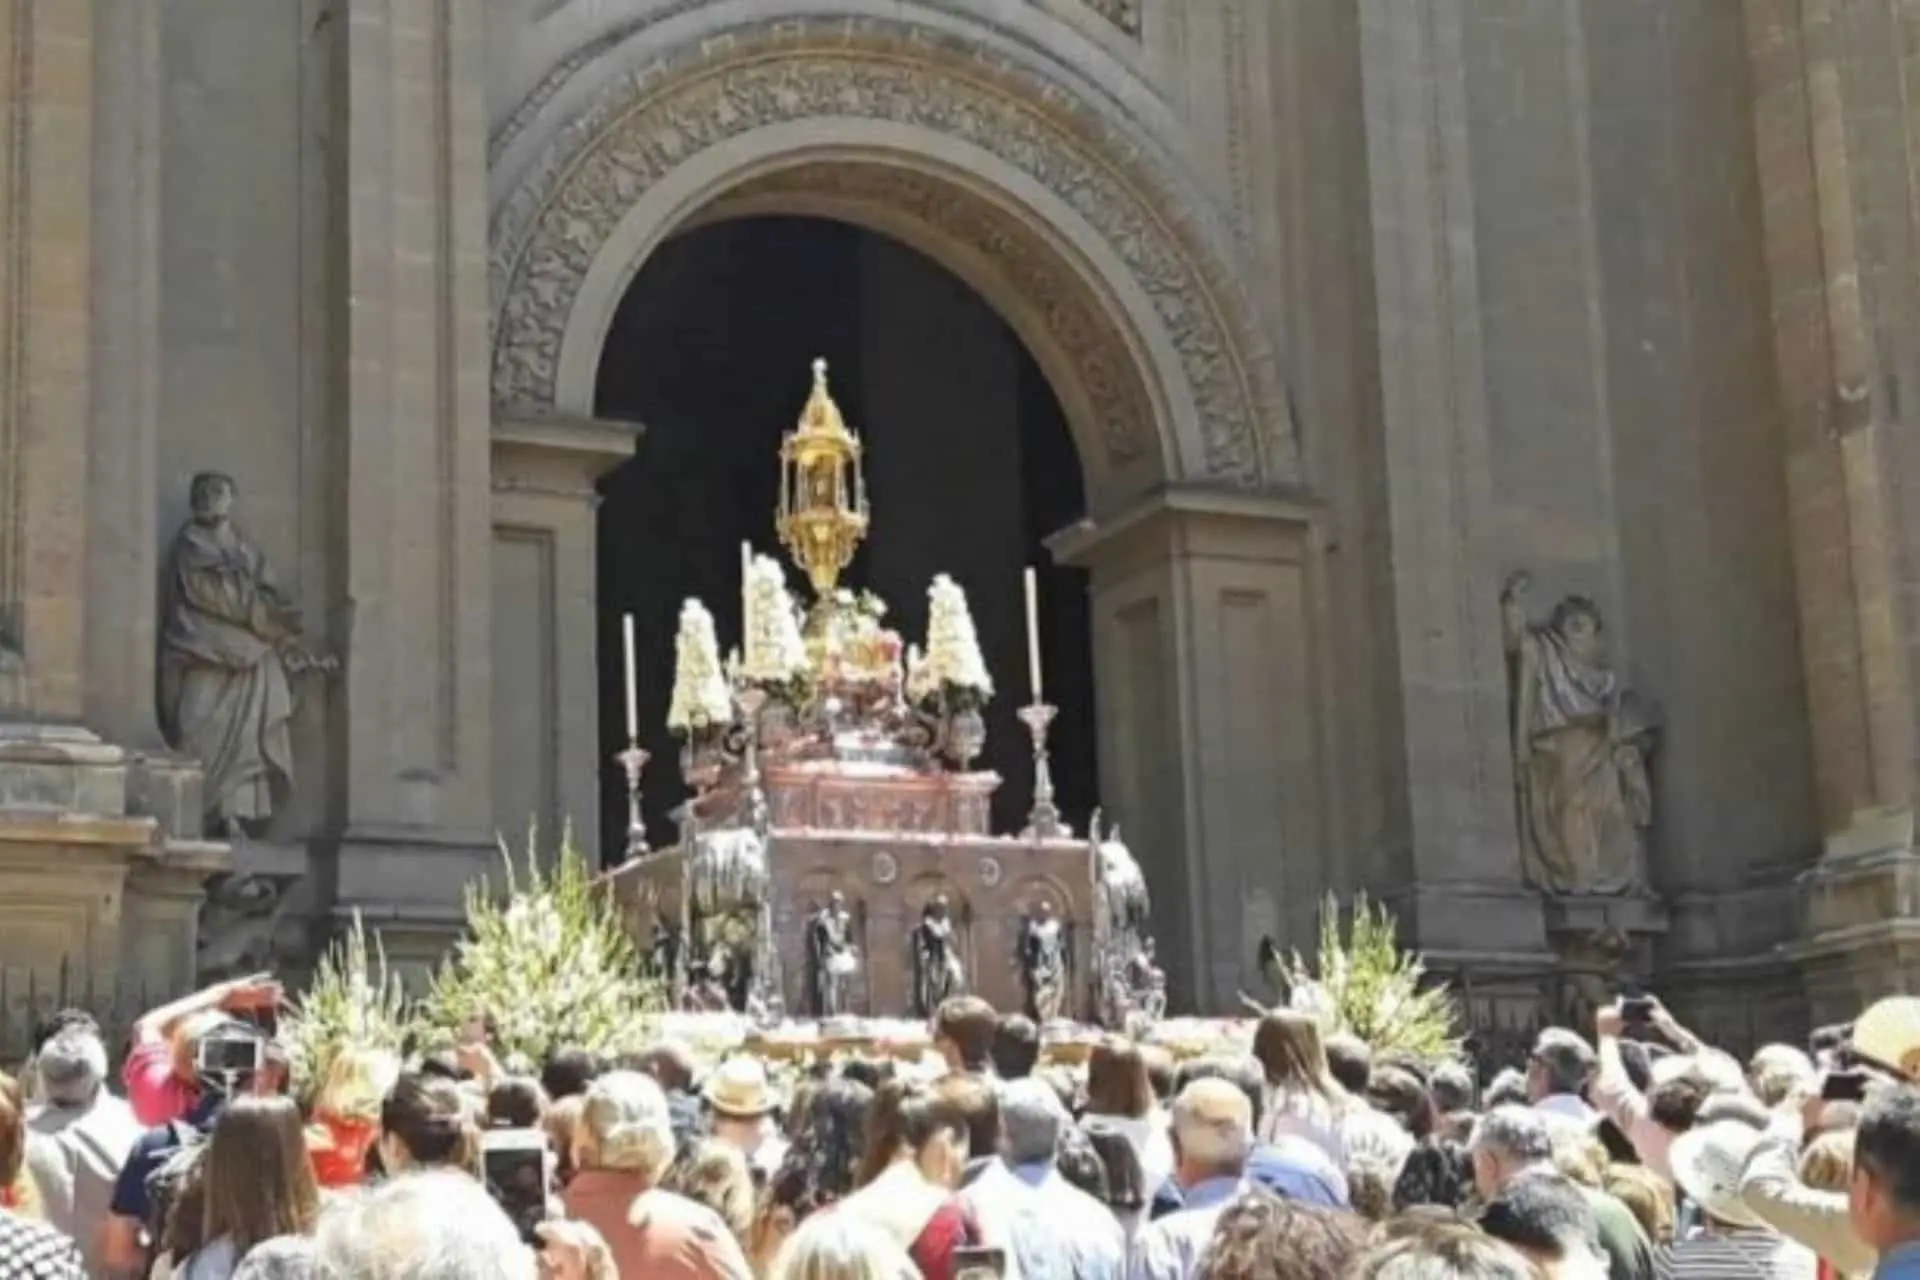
[1501,572,1655,895]
[1020,900,1069,1022]
[158,472,335,837]
[807,891,860,1017]
[911,894,965,1017]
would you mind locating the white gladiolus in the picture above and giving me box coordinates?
[904,643,934,704]
[667,598,734,732]
[741,555,809,684]
[923,574,994,698]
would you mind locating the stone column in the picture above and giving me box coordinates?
[1745,0,1920,1014]
[1055,490,1324,1011]
[329,0,497,949]
[1356,0,1550,973]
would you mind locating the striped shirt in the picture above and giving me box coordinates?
[1671,1227,1818,1280]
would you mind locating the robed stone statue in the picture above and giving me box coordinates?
[911,893,966,1017]
[1501,572,1655,895]
[1020,900,1069,1022]
[159,472,335,837]
[806,891,860,1017]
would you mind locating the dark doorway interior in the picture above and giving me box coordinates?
[594,215,1096,859]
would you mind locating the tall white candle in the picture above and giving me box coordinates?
[621,613,639,741]
[1024,566,1043,703]
[740,541,753,660]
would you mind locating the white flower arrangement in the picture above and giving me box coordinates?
[741,554,809,685]
[666,598,734,734]
[922,574,994,703]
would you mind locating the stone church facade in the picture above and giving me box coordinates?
[0,0,1915,1045]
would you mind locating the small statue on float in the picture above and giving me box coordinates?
[912,894,967,1016]
[806,891,860,1017]
[684,949,733,1013]
[1125,937,1168,1022]
[1020,900,1070,1022]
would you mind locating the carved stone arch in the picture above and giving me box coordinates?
[488,11,1299,498]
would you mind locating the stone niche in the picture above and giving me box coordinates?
[0,726,226,1046]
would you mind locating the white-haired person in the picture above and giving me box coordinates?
[767,1210,918,1280]
[1127,1078,1255,1280]
[564,1068,753,1280]
[299,1169,610,1280]
[22,1021,140,1276]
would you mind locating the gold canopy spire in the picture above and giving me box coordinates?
[777,358,869,597]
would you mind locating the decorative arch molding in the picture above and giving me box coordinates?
[488,12,1299,490]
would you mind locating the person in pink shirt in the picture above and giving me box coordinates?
[121,972,282,1126]
[1591,998,1715,1185]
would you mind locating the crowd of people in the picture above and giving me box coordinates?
[2,972,1919,1280]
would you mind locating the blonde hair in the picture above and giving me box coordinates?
[1798,1129,1855,1192]
[1546,1124,1608,1189]
[770,1210,917,1280]
[314,1046,401,1122]
[1604,1162,1675,1245]
[581,1070,675,1179]
[665,1140,756,1241]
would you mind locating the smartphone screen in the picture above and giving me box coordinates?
[953,1246,1008,1280]
[481,1131,550,1245]
[196,1034,263,1077]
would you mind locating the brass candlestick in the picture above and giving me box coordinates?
[616,739,651,855]
[1018,701,1066,838]
[735,685,772,832]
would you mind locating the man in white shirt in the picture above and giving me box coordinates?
[966,1079,1123,1280]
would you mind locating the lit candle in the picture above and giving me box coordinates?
[621,613,639,741]
[1024,566,1043,703]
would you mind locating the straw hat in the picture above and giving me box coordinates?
[1668,1121,1765,1229]
[1851,997,1920,1079]
[702,1055,777,1119]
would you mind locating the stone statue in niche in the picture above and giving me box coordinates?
[158,472,336,838]
[1501,572,1656,895]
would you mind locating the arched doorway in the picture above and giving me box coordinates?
[593,215,1098,852]
[488,12,1316,1008]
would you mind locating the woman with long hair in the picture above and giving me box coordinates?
[835,1080,982,1280]
[306,1046,399,1189]
[165,1096,321,1279]
[1081,1037,1175,1203]
[1251,1010,1350,1165]
[754,1077,873,1269]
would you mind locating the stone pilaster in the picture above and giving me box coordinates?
[490,413,637,867]
[0,0,92,718]
[1744,0,1920,1010]
[329,0,497,923]
[1357,0,1549,966]
[1055,488,1325,1011]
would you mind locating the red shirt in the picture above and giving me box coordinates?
[122,1033,197,1127]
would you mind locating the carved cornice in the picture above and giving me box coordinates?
[489,15,1296,489]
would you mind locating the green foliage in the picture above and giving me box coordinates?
[281,909,409,1102]
[417,827,663,1063]
[1280,892,1463,1062]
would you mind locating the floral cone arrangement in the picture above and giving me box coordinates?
[281,909,409,1105]
[920,574,994,709]
[667,599,733,734]
[741,553,809,695]
[1278,892,1462,1061]
[418,826,663,1063]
